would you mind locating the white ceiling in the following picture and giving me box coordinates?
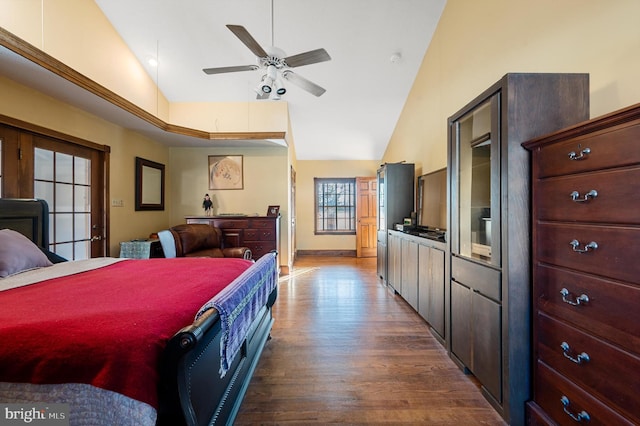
[93,0,445,160]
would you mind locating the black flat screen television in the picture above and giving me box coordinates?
[416,168,447,239]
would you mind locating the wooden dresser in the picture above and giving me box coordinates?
[523,103,640,425]
[185,215,280,260]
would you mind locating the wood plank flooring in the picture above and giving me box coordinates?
[235,256,506,425]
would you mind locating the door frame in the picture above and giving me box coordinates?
[0,114,111,256]
[355,176,377,258]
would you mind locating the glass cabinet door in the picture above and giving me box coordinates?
[454,95,500,266]
[377,168,386,230]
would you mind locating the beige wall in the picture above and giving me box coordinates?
[0,70,294,261]
[170,102,289,134]
[0,0,170,121]
[0,74,170,255]
[0,0,289,134]
[0,0,293,262]
[385,0,640,172]
[168,146,291,267]
[5,0,640,257]
[295,160,379,251]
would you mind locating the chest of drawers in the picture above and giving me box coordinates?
[185,215,280,260]
[523,103,640,425]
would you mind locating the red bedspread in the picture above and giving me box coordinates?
[0,257,253,408]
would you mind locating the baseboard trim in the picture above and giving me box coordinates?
[296,250,356,257]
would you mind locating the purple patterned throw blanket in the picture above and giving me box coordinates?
[196,252,278,376]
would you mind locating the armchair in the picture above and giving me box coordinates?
[158,223,252,260]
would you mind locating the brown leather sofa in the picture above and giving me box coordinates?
[159,223,252,259]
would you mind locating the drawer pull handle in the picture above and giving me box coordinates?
[560,396,591,422]
[560,341,590,364]
[570,190,598,203]
[568,147,591,161]
[570,239,598,253]
[560,288,589,306]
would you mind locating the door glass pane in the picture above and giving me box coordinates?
[74,157,90,185]
[48,213,54,244]
[55,243,73,260]
[74,185,90,211]
[55,153,73,183]
[74,241,90,260]
[55,213,73,242]
[74,213,91,240]
[457,99,495,264]
[34,148,53,180]
[34,181,54,208]
[55,183,73,212]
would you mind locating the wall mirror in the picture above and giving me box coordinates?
[135,157,165,211]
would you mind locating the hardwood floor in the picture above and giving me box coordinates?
[235,256,507,425]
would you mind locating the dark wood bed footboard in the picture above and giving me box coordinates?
[0,198,278,425]
[158,286,277,426]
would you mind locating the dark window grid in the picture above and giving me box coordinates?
[37,152,91,257]
[315,179,356,234]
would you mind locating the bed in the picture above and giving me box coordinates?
[0,198,278,426]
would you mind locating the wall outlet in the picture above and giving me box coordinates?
[111,199,124,207]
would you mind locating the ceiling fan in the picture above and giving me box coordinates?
[203,24,331,99]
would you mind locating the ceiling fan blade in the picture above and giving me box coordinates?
[226,25,268,58]
[203,65,258,75]
[282,71,326,97]
[284,48,331,68]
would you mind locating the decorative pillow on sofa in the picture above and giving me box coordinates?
[0,229,53,278]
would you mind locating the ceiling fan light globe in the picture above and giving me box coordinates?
[274,78,286,95]
[261,74,275,93]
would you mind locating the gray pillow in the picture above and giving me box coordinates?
[0,229,53,278]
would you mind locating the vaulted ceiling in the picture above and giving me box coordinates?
[93,0,446,160]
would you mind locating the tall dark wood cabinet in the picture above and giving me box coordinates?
[447,73,589,425]
[523,103,640,425]
[376,163,414,287]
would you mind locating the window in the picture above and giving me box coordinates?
[315,178,356,234]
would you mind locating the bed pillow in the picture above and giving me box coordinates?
[0,229,53,278]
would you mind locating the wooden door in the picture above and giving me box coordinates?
[0,121,107,258]
[355,176,377,257]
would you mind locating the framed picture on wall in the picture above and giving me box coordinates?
[208,155,243,190]
[267,205,280,217]
[135,157,165,211]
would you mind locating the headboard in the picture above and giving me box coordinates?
[0,198,50,248]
